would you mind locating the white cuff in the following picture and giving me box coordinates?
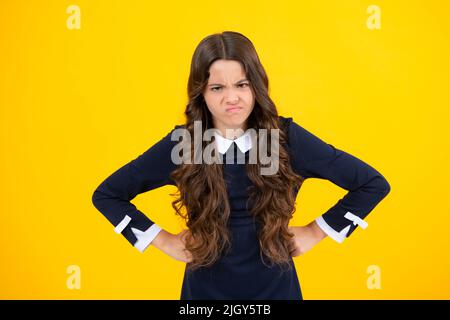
[132,224,163,253]
[114,215,132,234]
[315,216,349,244]
[344,211,369,229]
[315,212,369,244]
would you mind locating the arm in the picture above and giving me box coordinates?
[283,116,391,244]
[91,125,182,252]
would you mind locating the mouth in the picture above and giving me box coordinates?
[226,107,243,113]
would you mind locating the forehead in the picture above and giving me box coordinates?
[208,59,246,81]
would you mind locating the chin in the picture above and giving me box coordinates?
[226,117,247,127]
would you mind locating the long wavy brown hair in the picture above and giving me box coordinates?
[170,31,305,272]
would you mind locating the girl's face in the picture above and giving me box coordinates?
[203,59,255,137]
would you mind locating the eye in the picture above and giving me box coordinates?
[238,83,249,88]
[211,87,222,92]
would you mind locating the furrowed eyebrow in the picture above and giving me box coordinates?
[208,78,249,87]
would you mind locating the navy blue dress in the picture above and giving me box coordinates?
[91,116,390,300]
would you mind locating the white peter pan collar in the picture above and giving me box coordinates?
[213,129,253,154]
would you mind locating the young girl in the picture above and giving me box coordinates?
[92,31,390,300]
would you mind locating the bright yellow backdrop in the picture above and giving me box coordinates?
[1,0,449,299]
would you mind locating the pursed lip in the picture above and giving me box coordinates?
[226,106,243,112]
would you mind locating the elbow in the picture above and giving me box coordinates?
[91,181,119,212]
[376,175,391,198]
[91,188,100,209]
[91,186,105,211]
[384,179,391,196]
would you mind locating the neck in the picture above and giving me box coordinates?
[218,126,247,140]
[214,121,247,140]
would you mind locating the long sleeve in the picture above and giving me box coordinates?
[282,116,391,243]
[91,124,183,252]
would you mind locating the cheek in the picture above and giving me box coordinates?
[243,91,255,108]
[204,94,222,114]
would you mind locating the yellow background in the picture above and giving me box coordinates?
[1,0,449,299]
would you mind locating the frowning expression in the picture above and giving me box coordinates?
[203,59,255,136]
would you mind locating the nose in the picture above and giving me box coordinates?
[225,89,239,104]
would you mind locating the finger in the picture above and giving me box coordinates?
[287,241,296,252]
[288,244,296,255]
[185,251,193,263]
